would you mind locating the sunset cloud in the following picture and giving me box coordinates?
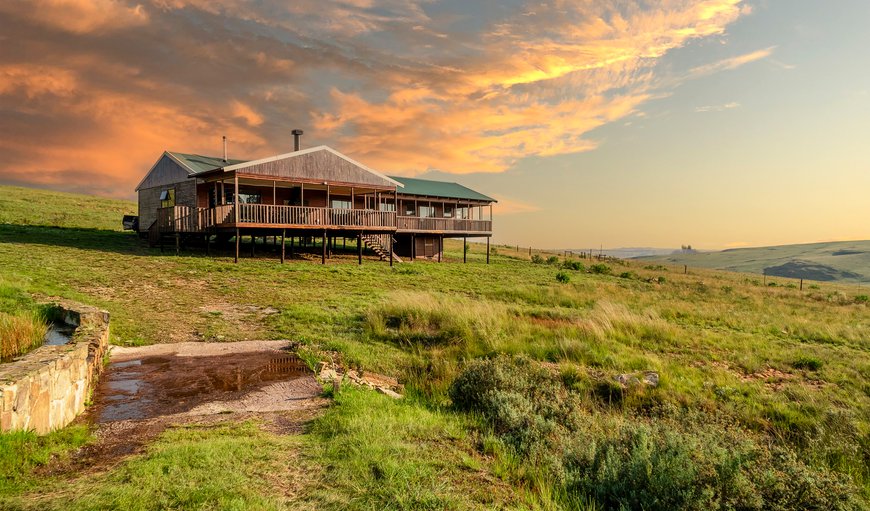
[0,0,752,197]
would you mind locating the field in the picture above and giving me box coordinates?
[642,240,870,284]
[0,184,868,510]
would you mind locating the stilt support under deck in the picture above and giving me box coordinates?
[234,228,239,263]
[463,237,467,263]
[358,233,363,265]
[486,237,490,264]
[280,229,286,263]
[322,230,327,264]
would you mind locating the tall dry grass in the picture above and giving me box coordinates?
[0,311,47,360]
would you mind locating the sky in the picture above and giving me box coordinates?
[0,0,868,249]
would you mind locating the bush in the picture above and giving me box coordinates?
[561,260,584,271]
[618,271,639,280]
[590,264,612,275]
[855,295,869,304]
[531,254,544,264]
[793,356,823,371]
[451,356,865,511]
[555,272,571,284]
[546,256,560,265]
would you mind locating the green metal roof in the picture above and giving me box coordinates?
[389,176,496,203]
[168,152,247,174]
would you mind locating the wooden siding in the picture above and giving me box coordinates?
[396,216,491,234]
[234,149,396,189]
[138,180,196,232]
[137,154,192,191]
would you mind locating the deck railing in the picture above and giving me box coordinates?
[397,216,491,233]
[157,206,490,233]
[157,204,396,232]
[235,204,395,228]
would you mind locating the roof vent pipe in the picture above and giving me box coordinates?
[292,129,304,151]
[222,135,227,162]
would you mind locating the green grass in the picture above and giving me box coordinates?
[1,422,303,510]
[1,184,868,509]
[0,425,91,497]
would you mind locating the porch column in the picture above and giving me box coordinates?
[272,180,276,205]
[438,235,442,263]
[358,233,363,265]
[486,237,490,264]
[463,237,467,263]
[233,174,239,224]
[281,229,285,263]
[234,228,239,263]
[322,230,327,264]
[389,235,393,267]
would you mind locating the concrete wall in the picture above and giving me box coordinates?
[0,302,110,434]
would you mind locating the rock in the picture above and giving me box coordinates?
[614,374,640,387]
[318,368,339,381]
[642,371,659,387]
[376,386,402,399]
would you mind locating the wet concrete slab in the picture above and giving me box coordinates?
[54,341,326,474]
[86,348,314,423]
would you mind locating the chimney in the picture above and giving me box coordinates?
[222,135,227,162]
[292,129,304,151]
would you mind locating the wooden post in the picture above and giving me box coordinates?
[233,174,239,223]
[389,235,394,267]
[486,237,490,264]
[234,228,239,263]
[281,229,286,263]
[175,233,180,256]
[358,233,363,265]
[251,235,255,257]
[684,265,687,274]
[322,230,327,264]
[463,237,467,263]
[800,279,803,291]
[438,235,442,263]
[411,234,415,260]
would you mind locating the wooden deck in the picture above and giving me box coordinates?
[156,205,491,235]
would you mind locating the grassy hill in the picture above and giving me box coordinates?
[1,185,868,510]
[643,240,870,284]
[0,185,135,231]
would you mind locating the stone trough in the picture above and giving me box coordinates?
[0,301,110,434]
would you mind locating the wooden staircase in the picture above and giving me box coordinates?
[361,234,402,263]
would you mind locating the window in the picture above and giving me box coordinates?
[379,202,396,212]
[419,206,435,218]
[443,205,454,218]
[331,199,352,209]
[160,188,175,208]
[238,192,261,204]
[404,203,416,216]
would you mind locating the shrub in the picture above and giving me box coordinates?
[793,356,823,371]
[855,295,869,304]
[768,282,778,287]
[555,272,571,284]
[451,356,865,511]
[546,256,560,265]
[590,264,612,275]
[561,260,584,271]
[531,254,544,264]
[618,271,639,280]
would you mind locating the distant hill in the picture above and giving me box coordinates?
[0,185,135,231]
[641,240,870,284]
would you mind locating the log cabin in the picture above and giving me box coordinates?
[135,134,495,264]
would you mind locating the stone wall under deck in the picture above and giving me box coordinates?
[0,302,110,434]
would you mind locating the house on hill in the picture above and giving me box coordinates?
[135,136,495,264]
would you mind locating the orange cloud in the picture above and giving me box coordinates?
[0,0,753,197]
[0,0,149,34]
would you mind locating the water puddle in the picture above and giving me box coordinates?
[44,321,77,346]
[86,350,311,424]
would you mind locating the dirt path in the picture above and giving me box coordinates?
[49,340,326,475]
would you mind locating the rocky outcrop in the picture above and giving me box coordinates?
[0,301,110,434]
